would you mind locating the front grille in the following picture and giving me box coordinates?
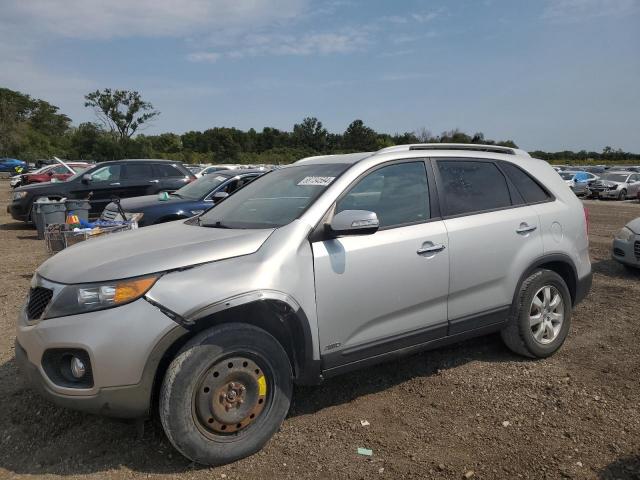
[635,241,640,260]
[26,287,53,319]
[101,208,118,221]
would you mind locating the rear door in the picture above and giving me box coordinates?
[120,163,156,198]
[313,160,450,369]
[154,163,191,192]
[433,159,544,333]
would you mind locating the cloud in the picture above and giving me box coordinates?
[188,29,369,61]
[380,72,434,82]
[186,52,221,63]
[380,11,439,25]
[1,0,307,39]
[542,0,639,21]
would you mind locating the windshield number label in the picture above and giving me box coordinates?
[298,176,335,186]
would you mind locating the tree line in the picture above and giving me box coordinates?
[1,87,638,165]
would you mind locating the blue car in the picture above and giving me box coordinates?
[0,158,28,175]
[101,168,265,226]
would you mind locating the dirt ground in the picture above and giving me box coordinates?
[1,180,639,480]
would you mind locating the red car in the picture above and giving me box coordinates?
[15,163,91,187]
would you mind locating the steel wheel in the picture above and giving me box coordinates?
[529,285,564,344]
[193,356,268,437]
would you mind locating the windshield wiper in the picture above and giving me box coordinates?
[169,192,183,198]
[201,220,231,229]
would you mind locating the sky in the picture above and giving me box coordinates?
[0,0,639,152]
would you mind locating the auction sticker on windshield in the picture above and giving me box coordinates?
[298,176,335,186]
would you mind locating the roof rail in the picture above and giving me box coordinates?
[375,143,531,158]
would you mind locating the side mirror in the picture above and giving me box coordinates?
[81,173,92,184]
[212,191,229,203]
[47,171,54,176]
[330,210,379,236]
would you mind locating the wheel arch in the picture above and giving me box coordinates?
[149,291,320,408]
[515,254,578,307]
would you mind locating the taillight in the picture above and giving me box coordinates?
[583,206,589,235]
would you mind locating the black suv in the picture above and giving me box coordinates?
[8,159,195,222]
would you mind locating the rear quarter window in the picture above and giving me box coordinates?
[500,162,551,204]
[156,164,186,178]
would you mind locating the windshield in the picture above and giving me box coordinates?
[601,173,629,182]
[559,172,575,180]
[199,163,349,229]
[175,174,230,200]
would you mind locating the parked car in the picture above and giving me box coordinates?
[101,169,265,226]
[16,144,591,465]
[587,171,640,200]
[0,158,27,175]
[12,162,91,188]
[199,165,243,176]
[558,170,598,196]
[612,217,640,270]
[8,159,195,222]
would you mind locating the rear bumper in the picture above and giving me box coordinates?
[574,271,592,305]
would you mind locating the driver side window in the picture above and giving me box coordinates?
[91,165,121,182]
[335,162,430,229]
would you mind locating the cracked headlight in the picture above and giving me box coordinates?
[44,274,160,319]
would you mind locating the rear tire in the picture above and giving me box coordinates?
[501,269,572,358]
[159,323,292,466]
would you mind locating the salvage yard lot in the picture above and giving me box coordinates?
[0,180,639,480]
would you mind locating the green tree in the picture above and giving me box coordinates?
[292,117,328,152]
[342,119,378,151]
[84,89,159,142]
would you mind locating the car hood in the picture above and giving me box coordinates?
[627,217,640,234]
[114,194,190,211]
[37,220,275,284]
[593,179,623,187]
[14,181,64,195]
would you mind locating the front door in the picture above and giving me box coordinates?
[69,164,127,215]
[312,161,450,370]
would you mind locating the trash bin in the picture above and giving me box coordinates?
[65,199,91,223]
[34,198,67,240]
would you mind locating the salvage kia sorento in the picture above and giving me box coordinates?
[16,144,592,465]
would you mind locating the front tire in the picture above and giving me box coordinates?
[501,269,572,358]
[159,323,292,466]
[618,189,627,201]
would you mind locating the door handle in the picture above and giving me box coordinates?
[109,182,121,186]
[417,243,446,255]
[516,223,537,235]
[149,179,160,183]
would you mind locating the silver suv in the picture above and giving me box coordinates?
[16,144,592,465]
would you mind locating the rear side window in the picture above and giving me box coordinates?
[436,160,511,216]
[124,163,154,179]
[500,162,551,204]
[156,164,186,178]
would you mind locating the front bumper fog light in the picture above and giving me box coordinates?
[70,356,86,379]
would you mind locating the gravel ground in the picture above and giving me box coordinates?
[1,181,639,480]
